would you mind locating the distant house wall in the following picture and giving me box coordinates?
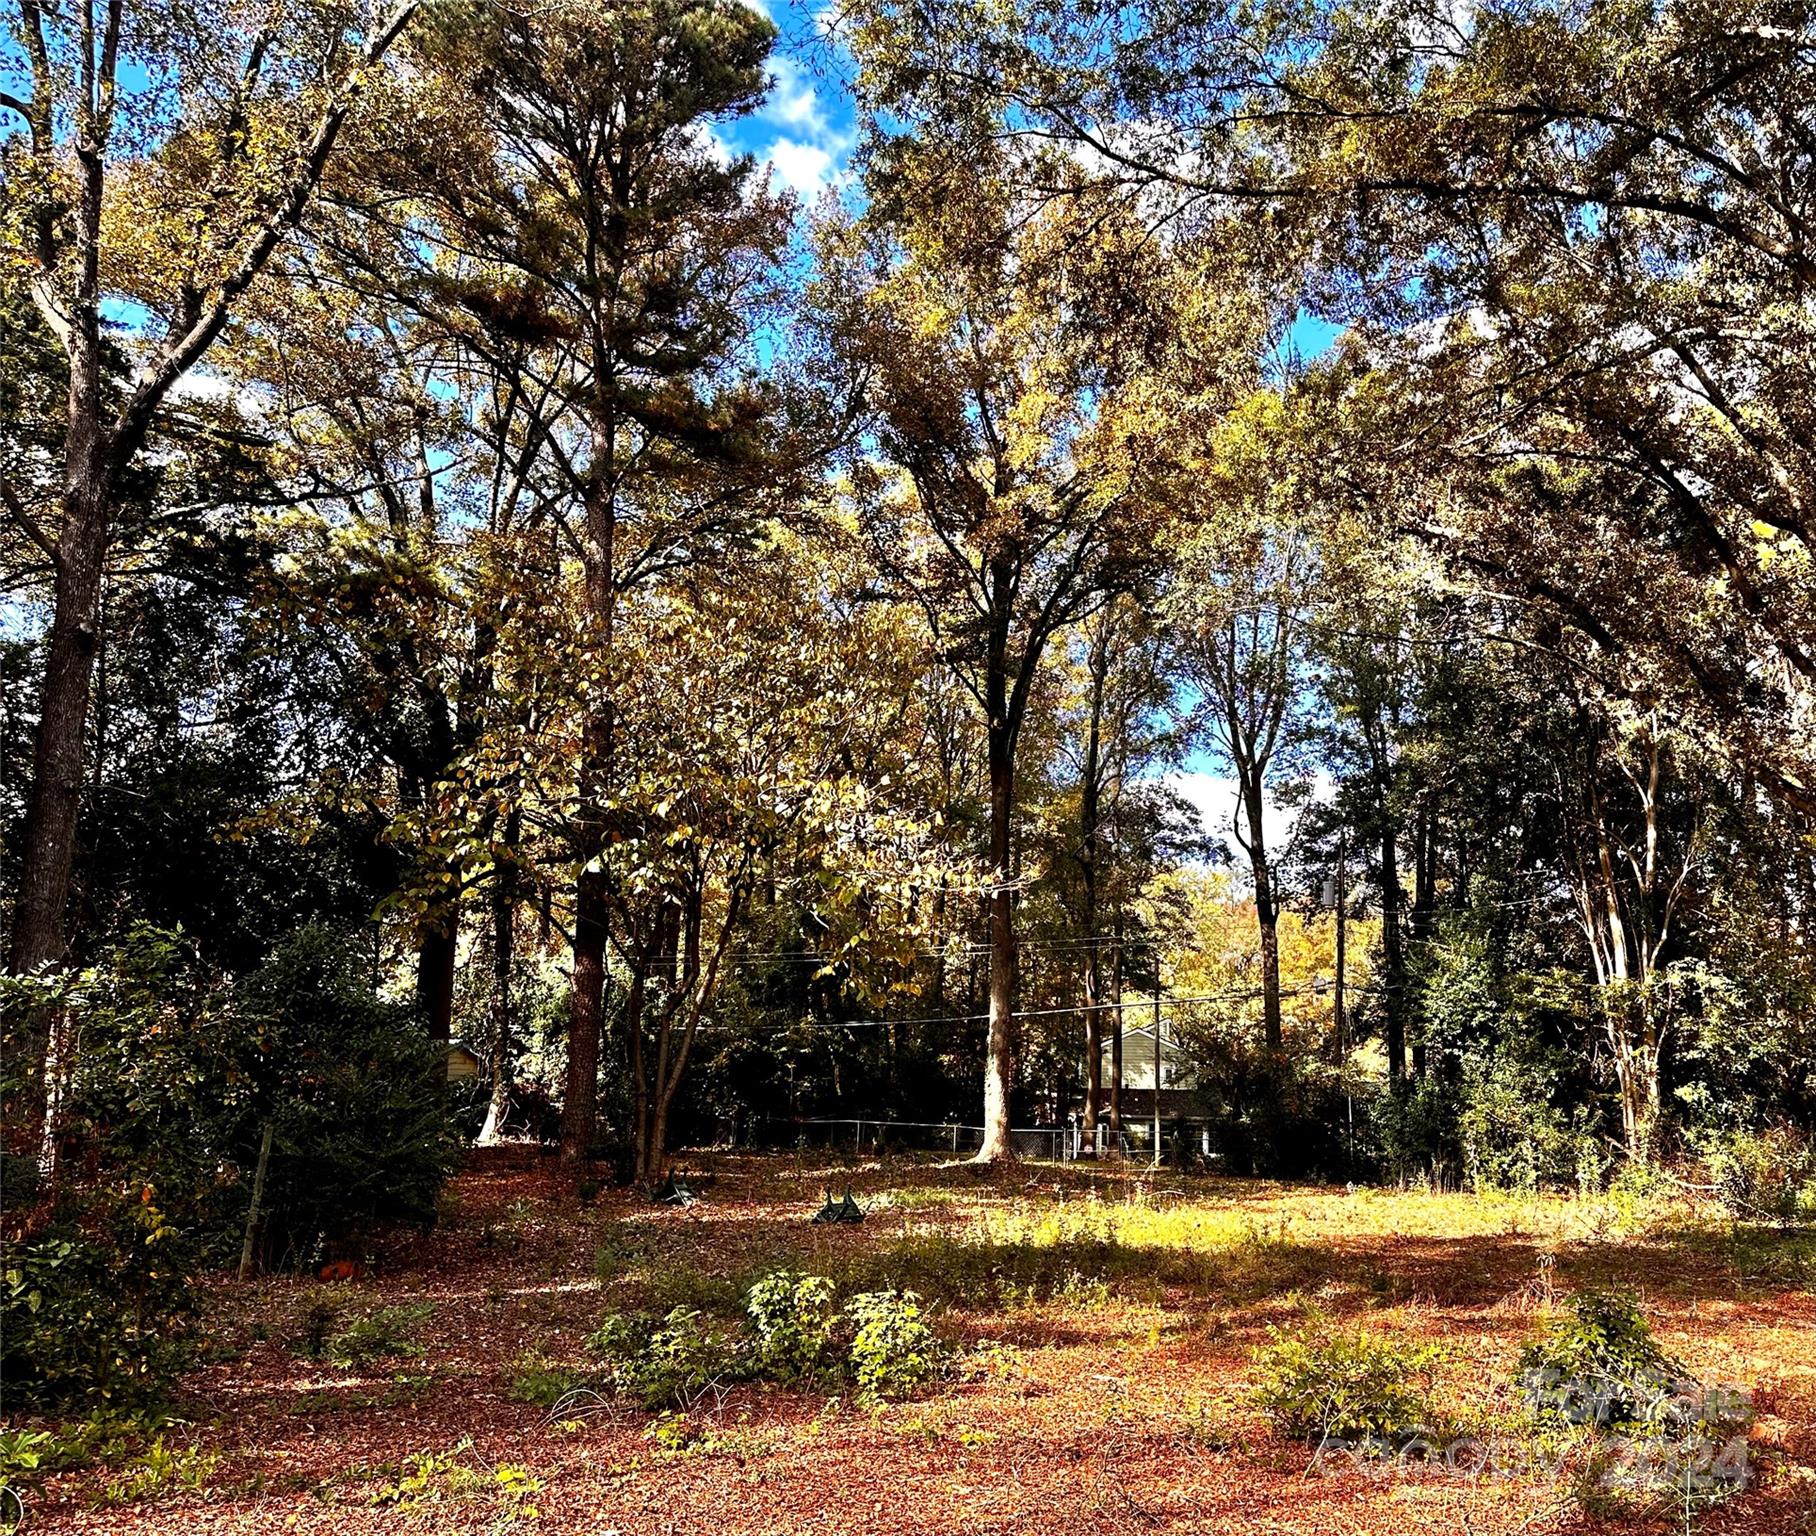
[1100,1021,1198,1093]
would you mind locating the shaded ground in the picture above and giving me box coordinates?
[16,1148,1816,1534]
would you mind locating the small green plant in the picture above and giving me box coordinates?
[844,1290,939,1405]
[327,1303,433,1370]
[369,1440,541,1519]
[1517,1289,1691,1429]
[644,1410,722,1457]
[594,1220,640,1283]
[97,1436,217,1505]
[745,1271,838,1383]
[507,1351,587,1407]
[1250,1315,1439,1444]
[0,1430,52,1479]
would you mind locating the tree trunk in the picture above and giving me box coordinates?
[1241,772,1283,1051]
[976,694,1016,1163]
[11,488,107,978]
[1077,633,1106,1154]
[1379,815,1406,1081]
[478,827,519,1147]
[623,966,650,1180]
[563,868,608,1162]
[560,426,617,1162]
[1408,794,1437,1078]
[15,428,113,1186]
[415,911,457,1043]
[1108,906,1124,1148]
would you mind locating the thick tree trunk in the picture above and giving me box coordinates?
[11,482,108,978]
[415,911,457,1043]
[1408,795,1437,1078]
[1108,908,1124,1147]
[1077,625,1109,1153]
[977,705,1016,1163]
[1380,815,1407,1081]
[15,410,113,1186]
[623,967,650,1179]
[478,832,519,1147]
[561,429,617,1162]
[1240,774,1283,1051]
[562,868,608,1161]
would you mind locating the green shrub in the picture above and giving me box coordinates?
[98,1436,217,1505]
[587,1310,654,1368]
[507,1351,587,1407]
[1250,1316,1439,1443]
[0,1428,55,1486]
[1457,1053,1589,1193]
[1702,1125,1816,1224]
[1517,1289,1693,1429]
[0,1195,197,1408]
[844,1290,938,1404]
[593,1222,640,1283]
[588,1306,740,1408]
[326,1303,433,1370]
[240,927,461,1263]
[588,1275,944,1409]
[1,922,459,1419]
[368,1440,540,1516]
[745,1270,839,1382]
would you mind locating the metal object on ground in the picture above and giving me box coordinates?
[650,1170,700,1206]
[811,1185,866,1224]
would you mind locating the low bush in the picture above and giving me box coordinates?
[507,1352,586,1407]
[588,1306,741,1409]
[0,1192,197,1408]
[2,925,460,1407]
[844,1290,939,1405]
[745,1270,839,1382]
[369,1440,541,1517]
[1516,1289,1693,1430]
[325,1303,433,1370]
[586,1272,944,1410]
[1701,1124,1816,1224]
[239,927,462,1265]
[97,1437,217,1506]
[1250,1315,1439,1444]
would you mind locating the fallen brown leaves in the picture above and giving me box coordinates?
[14,1151,1815,1535]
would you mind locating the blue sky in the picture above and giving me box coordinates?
[721,0,863,201]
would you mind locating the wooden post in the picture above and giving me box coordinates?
[238,1119,275,1281]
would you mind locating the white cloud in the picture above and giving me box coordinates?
[763,55,828,137]
[813,3,851,51]
[691,122,734,167]
[765,137,838,197]
[1165,770,1333,873]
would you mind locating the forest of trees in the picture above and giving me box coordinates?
[3,0,1814,1339]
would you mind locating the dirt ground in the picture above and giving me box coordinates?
[16,1147,1816,1534]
